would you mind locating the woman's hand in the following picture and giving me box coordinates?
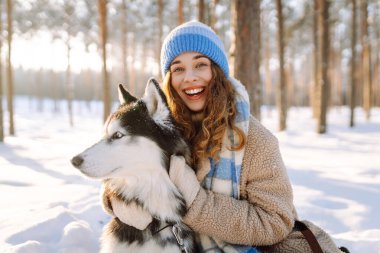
[111,197,152,230]
[102,190,152,230]
[169,155,200,208]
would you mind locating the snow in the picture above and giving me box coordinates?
[1,97,380,253]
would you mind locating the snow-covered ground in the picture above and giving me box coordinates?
[1,97,379,253]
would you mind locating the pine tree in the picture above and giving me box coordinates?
[99,0,111,123]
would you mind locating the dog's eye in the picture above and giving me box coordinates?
[111,131,124,140]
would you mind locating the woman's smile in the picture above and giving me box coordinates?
[183,86,206,100]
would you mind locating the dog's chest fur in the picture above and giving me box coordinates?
[100,164,194,253]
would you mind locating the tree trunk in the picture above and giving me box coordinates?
[7,0,15,135]
[0,0,4,141]
[276,0,286,130]
[234,0,261,121]
[286,59,295,108]
[374,53,379,107]
[99,0,111,123]
[36,67,43,112]
[129,34,137,95]
[210,0,219,31]
[333,44,343,107]
[299,56,310,107]
[120,0,128,84]
[178,0,184,25]
[157,0,163,79]
[263,29,273,116]
[66,40,74,127]
[82,56,93,112]
[328,39,335,108]
[64,1,74,127]
[50,69,60,113]
[350,0,357,127]
[198,0,205,23]
[316,0,329,134]
[360,0,372,120]
[311,0,319,118]
[374,3,380,107]
[6,0,14,135]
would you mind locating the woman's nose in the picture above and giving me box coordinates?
[183,69,197,82]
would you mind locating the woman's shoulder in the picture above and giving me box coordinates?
[247,115,278,146]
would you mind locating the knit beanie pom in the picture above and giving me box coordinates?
[160,21,229,78]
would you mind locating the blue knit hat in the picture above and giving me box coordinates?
[160,21,229,78]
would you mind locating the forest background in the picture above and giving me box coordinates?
[0,0,379,138]
[0,0,380,252]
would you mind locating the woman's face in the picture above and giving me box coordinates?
[170,52,212,112]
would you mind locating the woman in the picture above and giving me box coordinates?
[158,21,296,252]
[110,21,297,252]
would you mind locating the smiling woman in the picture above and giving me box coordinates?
[11,31,101,73]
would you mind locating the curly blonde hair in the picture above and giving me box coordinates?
[163,63,246,167]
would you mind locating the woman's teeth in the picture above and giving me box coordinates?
[184,88,204,95]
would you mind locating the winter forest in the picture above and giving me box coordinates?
[0,0,380,252]
[0,0,379,136]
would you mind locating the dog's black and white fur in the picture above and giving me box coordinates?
[71,79,195,253]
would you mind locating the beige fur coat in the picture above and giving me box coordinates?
[184,116,343,253]
[183,116,297,246]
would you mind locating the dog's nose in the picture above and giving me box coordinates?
[71,155,84,168]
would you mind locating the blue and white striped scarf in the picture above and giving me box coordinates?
[197,78,259,253]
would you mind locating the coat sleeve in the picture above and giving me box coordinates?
[183,116,296,246]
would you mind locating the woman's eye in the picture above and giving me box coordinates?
[171,67,184,73]
[111,131,124,140]
[196,62,208,69]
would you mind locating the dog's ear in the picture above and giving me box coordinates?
[118,84,137,105]
[142,78,170,120]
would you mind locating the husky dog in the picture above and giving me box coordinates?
[71,79,195,253]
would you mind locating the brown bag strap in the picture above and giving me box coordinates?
[294,220,324,253]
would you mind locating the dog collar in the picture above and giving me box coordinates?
[172,223,189,253]
[153,222,189,253]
